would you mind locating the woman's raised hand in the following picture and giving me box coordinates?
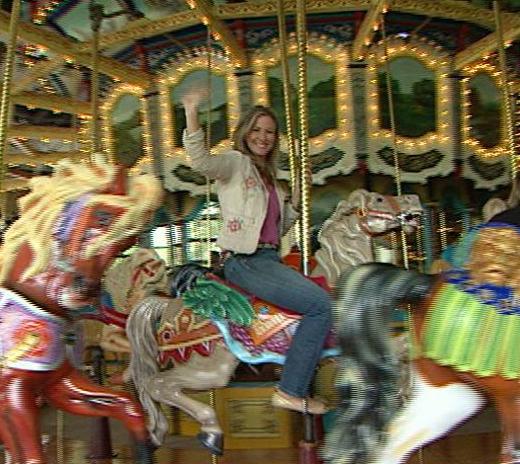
[181,86,209,111]
[181,86,209,134]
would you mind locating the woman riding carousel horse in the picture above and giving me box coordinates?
[0,155,162,464]
[182,88,332,415]
[93,185,421,454]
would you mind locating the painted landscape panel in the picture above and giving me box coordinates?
[267,55,337,138]
[170,70,228,147]
[378,56,436,138]
[111,94,144,167]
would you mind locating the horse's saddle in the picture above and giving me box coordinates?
[156,264,336,367]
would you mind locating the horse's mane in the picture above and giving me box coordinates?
[0,155,162,283]
[316,192,374,279]
[104,248,168,313]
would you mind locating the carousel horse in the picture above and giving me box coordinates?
[323,221,520,464]
[100,188,423,354]
[100,248,169,360]
[0,155,162,464]
[116,189,422,453]
[311,189,421,286]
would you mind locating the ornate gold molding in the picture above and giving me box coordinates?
[157,52,240,157]
[392,0,519,29]
[187,0,248,68]
[365,36,453,152]
[216,0,520,30]
[455,25,520,69]
[251,34,354,156]
[100,84,152,170]
[71,52,150,88]
[11,92,92,116]
[0,11,151,88]
[75,11,200,52]
[217,0,370,19]
[0,11,70,56]
[461,61,508,160]
[352,0,388,61]
[11,57,65,95]
[7,125,77,140]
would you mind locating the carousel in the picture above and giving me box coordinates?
[0,0,520,463]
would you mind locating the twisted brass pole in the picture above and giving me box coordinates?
[380,14,409,270]
[90,3,102,159]
[295,0,312,276]
[205,30,217,464]
[0,0,22,195]
[493,0,517,179]
[276,0,297,193]
[205,27,213,269]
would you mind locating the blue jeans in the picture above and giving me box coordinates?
[223,248,332,397]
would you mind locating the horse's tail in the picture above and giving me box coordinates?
[127,296,171,446]
[323,263,433,464]
[169,263,209,297]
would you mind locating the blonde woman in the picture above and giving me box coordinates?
[182,91,331,415]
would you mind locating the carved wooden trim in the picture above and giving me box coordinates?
[12,92,92,116]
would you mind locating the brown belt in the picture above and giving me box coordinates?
[257,243,279,250]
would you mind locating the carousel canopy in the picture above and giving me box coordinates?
[1,0,520,194]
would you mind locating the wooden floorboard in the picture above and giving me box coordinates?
[0,406,503,463]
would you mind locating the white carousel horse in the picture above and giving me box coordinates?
[103,190,422,454]
[311,189,420,286]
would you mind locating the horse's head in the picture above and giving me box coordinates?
[347,190,422,235]
[394,194,423,233]
[0,156,163,313]
[104,248,168,314]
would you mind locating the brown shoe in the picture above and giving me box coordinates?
[271,389,328,415]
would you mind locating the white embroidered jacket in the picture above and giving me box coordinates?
[183,128,298,254]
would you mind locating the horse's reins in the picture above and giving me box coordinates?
[347,195,403,236]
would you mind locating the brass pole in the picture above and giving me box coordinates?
[381,16,401,197]
[295,0,312,276]
[205,28,213,269]
[0,0,22,195]
[56,410,64,464]
[380,13,409,269]
[90,5,102,159]
[276,0,298,192]
[493,0,517,179]
[209,389,218,464]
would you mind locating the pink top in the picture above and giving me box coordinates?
[259,183,280,246]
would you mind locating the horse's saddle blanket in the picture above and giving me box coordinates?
[0,288,70,371]
[156,275,337,367]
[423,275,520,380]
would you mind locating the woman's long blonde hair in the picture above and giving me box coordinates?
[232,105,280,184]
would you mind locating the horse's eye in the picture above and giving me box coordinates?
[94,210,113,227]
[377,197,383,202]
[73,274,86,288]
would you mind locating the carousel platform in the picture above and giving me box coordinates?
[0,404,502,464]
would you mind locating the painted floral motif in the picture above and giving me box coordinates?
[227,218,243,233]
[245,176,258,189]
[13,320,50,357]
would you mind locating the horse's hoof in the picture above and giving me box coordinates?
[197,431,224,455]
[133,439,156,464]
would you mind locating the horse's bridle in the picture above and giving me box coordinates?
[354,195,403,236]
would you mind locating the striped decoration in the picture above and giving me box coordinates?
[423,283,520,379]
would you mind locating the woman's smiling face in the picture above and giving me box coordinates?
[245,114,277,157]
